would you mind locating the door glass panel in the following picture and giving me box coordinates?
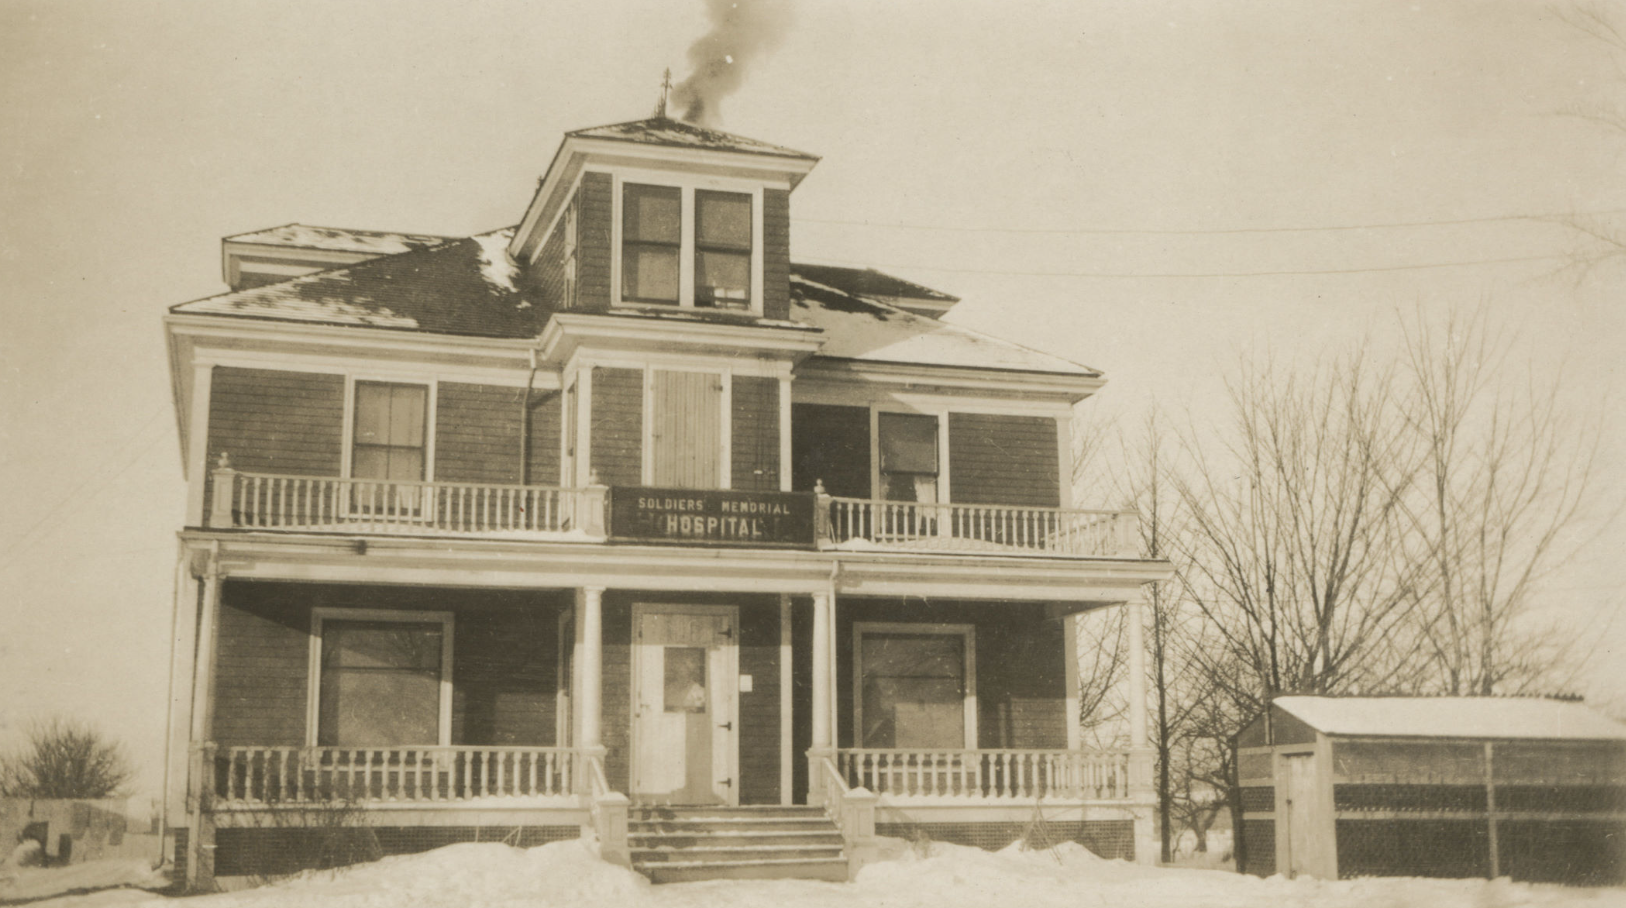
[318,620,443,746]
[859,632,965,748]
[664,646,708,713]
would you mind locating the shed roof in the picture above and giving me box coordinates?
[1273,696,1626,742]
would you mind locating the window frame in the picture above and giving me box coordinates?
[620,182,683,305]
[341,376,435,483]
[692,189,754,310]
[305,608,455,748]
[851,622,977,750]
[609,170,765,315]
[870,407,950,503]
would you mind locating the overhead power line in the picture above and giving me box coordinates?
[798,253,1566,279]
[796,207,1626,237]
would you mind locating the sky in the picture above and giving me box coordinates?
[2,0,1623,804]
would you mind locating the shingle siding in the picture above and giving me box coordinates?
[434,382,561,486]
[947,413,1059,507]
[576,173,613,311]
[590,367,642,487]
[204,367,345,526]
[731,376,780,491]
[762,189,791,320]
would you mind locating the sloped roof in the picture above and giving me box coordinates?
[1273,696,1626,741]
[789,271,1098,376]
[172,228,547,338]
[791,263,959,305]
[568,117,818,161]
[224,223,451,256]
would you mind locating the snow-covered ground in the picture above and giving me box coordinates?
[16,837,1625,908]
[0,856,168,904]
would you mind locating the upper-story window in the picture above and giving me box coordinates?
[352,381,427,483]
[622,184,682,304]
[618,180,759,312]
[878,412,939,503]
[694,190,752,310]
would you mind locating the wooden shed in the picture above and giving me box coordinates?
[1236,696,1626,885]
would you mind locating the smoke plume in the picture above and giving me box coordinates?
[671,0,792,129]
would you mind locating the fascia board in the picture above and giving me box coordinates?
[165,314,542,362]
[538,313,824,365]
[797,357,1106,401]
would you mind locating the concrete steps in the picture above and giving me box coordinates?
[629,805,848,883]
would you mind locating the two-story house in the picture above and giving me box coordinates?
[161,117,1172,889]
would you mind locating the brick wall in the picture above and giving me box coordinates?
[875,819,1133,859]
[213,825,577,878]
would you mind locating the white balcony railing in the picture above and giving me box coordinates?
[208,744,576,806]
[208,459,606,537]
[836,748,1131,801]
[822,497,1138,558]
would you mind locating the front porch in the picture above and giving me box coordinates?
[173,549,1162,887]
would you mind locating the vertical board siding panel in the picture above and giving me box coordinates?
[434,382,523,485]
[205,367,345,522]
[651,371,721,489]
[947,413,1060,507]
[762,189,791,320]
[790,403,870,498]
[590,367,643,487]
[576,173,613,311]
[731,376,780,491]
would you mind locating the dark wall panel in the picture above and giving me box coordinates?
[212,581,311,748]
[204,367,345,525]
[576,173,613,311]
[947,413,1059,507]
[738,602,782,804]
[435,381,562,487]
[732,376,780,491]
[791,403,870,499]
[762,189,791,321]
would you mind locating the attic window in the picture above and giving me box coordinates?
[695,191,752,309]
[622,184,681,304]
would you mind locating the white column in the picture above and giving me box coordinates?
[185,548,222,891]
[578,587,606,752]
[1126,596,1149,748]
[1063,612,1081,750]
[779,594,794,805]
[811,593,832,751]
[162,548,200,837]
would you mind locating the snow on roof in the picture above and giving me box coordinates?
[225,224,451,256]
[792,263,959,304]
[568,117,818,161]
[790,272,1099,377]
[1274,696,1626,741]
[173,227,545,337]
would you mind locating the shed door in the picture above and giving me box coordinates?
[1283,753,1318,878]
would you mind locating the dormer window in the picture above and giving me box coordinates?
[615,178,762,313]
[622,184,682,304]
[695,190,752,310]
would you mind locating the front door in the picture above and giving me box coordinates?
[632,605,738,804]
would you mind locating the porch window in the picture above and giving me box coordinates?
[694,190,752,309]
[622,183,682,304]
[878,412,938,503]
[854,624,976,749]
[313,610,453,746]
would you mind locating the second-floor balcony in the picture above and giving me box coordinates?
[206,460,1140,559]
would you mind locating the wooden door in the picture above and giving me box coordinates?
[1283,753,1318,878]
[632,607,737,804]
[650,370,722,489]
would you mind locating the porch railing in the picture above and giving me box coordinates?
[822,497,1138,557]
[211,745,576,806]
[209,459,607,537]
[836,748,1131,800]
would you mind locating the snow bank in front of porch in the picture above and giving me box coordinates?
[29,837,1621,908]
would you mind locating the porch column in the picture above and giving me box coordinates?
[808,592,833,805]
[578,587,606,753]
[1125,592,1156,865]
[185,547,223,891]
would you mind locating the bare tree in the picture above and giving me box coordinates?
[0,718,132,800]
[1555,3,1626,278]
[1396,305,1599,695]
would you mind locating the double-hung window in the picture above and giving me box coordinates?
[694,190,752,309]
[621,184,682,304]
[351,381,427,513]
[854,624,975,749]
[619,181,757,311]
[878,412,939,503]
